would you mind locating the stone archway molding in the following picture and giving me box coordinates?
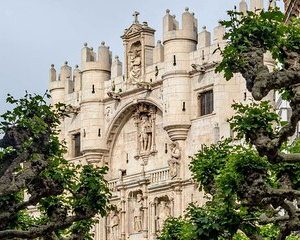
[105,97,163,159]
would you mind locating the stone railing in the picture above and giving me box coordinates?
[149,167,170,183]
[107,167,171,191]
[108,179,118,192]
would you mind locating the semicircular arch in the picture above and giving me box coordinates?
[105,97,163,158]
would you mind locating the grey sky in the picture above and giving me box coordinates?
[0,0,283,113]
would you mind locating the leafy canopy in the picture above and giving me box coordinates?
[159,7,300,240]
[0,93,112,239]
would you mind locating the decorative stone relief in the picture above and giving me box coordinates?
[157,200,171,231]
[126,24,141,35]
[140,115,152,152]
[109,209,120,240]
[133,103,157,165]
[168,141,181,179]
[128,42,142,84]
[152,196,172,234]
[129,191,144,234]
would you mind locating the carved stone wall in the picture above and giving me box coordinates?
[109,104,169,179]
[50,6,253,240]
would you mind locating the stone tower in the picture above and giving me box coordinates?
[48,2,267,239]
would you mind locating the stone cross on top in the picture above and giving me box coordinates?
[133,11,140,23]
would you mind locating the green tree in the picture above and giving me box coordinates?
[159,7,300,240]
[0,93,111,239]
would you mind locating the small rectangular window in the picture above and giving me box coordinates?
[73,133,82,157]
[199,90,213,116]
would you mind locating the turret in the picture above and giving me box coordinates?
[163,9,179,32]
[153,40,164,64]
[239,0,248,15]
[250,0,264,11]
[269,0,276,8]
[98,41,112,71]
[73,65,82,92]
[111,56,123,78]
[197,26,211,49]
[81,42,111,103]
[162,8,198,141]
[60,61,73,94]
[80,42,112,162]
[81,42,95,62]
[213,23,225,44]
[182,7,197,32]
[49,64,64,105]
[163,8,197,70]
[49,64,56,82]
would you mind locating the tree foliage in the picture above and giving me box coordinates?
[159,7,300,240]
[0,93,111,239]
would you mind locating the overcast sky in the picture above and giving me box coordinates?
[0,0,283,113]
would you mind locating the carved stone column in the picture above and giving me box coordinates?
[153,198,159,237]
[142,183,149,239]
[93,218,101,240]
[174,186,182,217]
[150,202,156,238]
[150,107,157,153]
[118,183,126,240]
[121,199,126,240]
[104,216,108,240]
[170,197,175,217]
[134,112,141,158]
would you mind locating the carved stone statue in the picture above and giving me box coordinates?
[110,210,120,240]
[157,201,171,231]
[168,141,181,179]
[134,104,157,164]
[139,115,152,153]
[129,48,141,83]
[133,193,143,232]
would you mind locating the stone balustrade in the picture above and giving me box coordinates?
[108,179,118,192]
[149,167,170,183]
[108,167,171,193]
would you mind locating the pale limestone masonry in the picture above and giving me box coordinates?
[48,1,274,239]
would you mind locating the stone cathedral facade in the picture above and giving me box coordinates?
[48,1,274,239]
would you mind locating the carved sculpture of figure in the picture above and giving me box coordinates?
[129,49,141,83]
[168,142,181,179]
[157,201,171,231]
[110,210,120,240]
[139,115,152,153]
[133,193,143,232]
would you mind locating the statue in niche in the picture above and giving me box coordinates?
[157,200,171,231]
[128,45,142,83]
[132,193,143,232]
[134,104,156,163]
[168,141,181,179]
[110,210,120,240]
[139,115,152,153]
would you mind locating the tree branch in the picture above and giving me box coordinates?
[0,213,93,239]
[278,152,300,163]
